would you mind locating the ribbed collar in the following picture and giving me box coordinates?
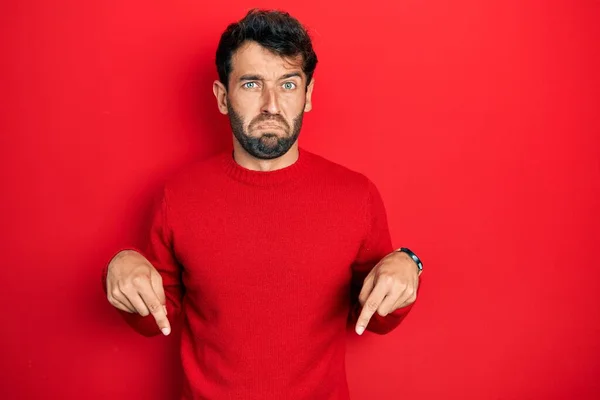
[222,147,311,187]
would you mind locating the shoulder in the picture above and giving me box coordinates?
[304,150,387,229]
[162,151,227,196]
[304,149,376,196]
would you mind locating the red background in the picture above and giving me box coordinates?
[1,1,599,399]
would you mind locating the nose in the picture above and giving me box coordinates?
[260,87,281,115]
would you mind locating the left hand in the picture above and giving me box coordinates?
[355,251,420,335]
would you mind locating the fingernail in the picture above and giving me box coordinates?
[356,326,365,335]
[161,327,171,336]
[163,305,168,315]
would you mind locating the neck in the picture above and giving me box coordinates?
[232,141,300,172]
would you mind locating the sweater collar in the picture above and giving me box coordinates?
[222,147,310,187]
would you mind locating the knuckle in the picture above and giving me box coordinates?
[131,274,149,288]
[147,302,161,313]
[110,289,121,300]
[396,281,408,292]
[117,281,132,293]
[366,300,379,312]
[153,271,163,284]
[378,274,394,285]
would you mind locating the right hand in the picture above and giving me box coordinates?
[106,250,171,336]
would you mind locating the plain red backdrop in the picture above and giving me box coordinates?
[1,1,599,399]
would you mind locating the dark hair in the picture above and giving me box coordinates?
[215,9,318,90]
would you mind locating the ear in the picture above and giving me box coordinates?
[304,78,315,112]
[213,80,229,115]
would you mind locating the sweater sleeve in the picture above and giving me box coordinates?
[348,178,414,335]
[102,186,184,337]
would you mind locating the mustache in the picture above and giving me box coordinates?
[249,114,290,131]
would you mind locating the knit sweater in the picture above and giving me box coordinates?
[103,148,414,399]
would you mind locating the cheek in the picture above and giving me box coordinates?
[281,94,306,116]
[230,90,259,111]
[230,102,258,127]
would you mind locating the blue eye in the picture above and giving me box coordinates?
[283,82,296,90]
[243,82,257,89]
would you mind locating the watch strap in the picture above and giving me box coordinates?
[396,247,423,273]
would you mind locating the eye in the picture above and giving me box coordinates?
[282,82,297,90]
[243,82,258,89]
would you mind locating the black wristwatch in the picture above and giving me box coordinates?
[396,247,423,274]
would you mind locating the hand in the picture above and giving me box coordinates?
[355,251,420,335]
[106,250,171,336]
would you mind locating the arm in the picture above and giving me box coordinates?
[102,186,184,337]
[349,179,415,335]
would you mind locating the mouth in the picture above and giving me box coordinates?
[256,124,282,130]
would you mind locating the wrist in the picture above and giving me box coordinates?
[395,247,423,275]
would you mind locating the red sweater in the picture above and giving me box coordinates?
[103,148,414,399]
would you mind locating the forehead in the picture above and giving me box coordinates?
[230,41,304,79]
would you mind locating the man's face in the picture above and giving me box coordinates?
[214,41,314,160]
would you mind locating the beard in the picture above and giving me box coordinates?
[227,102,304,160]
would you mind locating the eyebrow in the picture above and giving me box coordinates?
[238,72,303,82]
[280,72,302,80]
[239,74,263,82]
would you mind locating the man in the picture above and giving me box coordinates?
[103,9,423,400]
